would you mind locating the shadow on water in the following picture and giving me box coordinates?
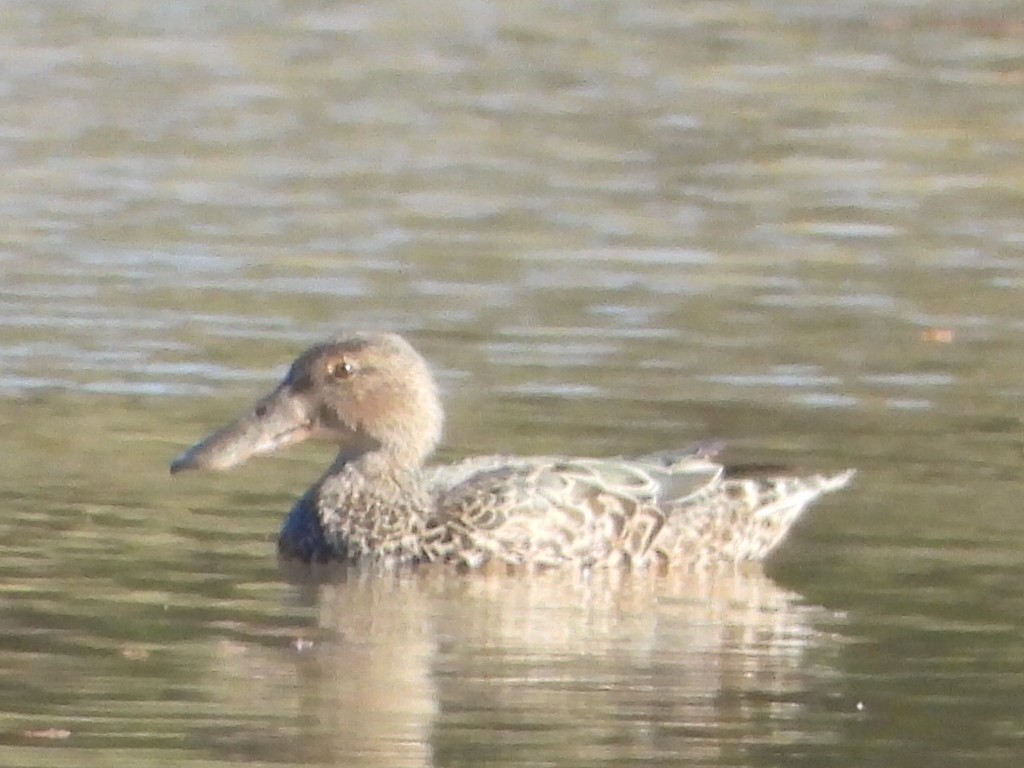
[196,565,848,767]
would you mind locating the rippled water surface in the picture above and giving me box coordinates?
[2,1,1024,766]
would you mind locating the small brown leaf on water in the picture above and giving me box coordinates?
[920,328,954,343]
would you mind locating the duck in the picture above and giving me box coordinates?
[170,331,854,570]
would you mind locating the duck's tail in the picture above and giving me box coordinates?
[661,468,856,567]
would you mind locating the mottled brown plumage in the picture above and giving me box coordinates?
[171,331,854,570]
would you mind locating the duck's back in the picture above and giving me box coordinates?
[424,449,851,570]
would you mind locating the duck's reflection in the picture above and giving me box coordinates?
[223,567,843,767]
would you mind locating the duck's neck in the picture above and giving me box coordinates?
[327,444,421,478]
[315,446,433,564]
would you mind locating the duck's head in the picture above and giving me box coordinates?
[170,331,444,474]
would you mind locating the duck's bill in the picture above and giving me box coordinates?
[170,386,314,474]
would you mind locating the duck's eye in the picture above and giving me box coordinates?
[328,360,356,380]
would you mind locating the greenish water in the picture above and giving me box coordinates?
[2,1,1024,766]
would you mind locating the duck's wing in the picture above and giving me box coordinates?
[426,450,725,568]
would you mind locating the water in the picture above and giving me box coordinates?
[1,0,1023,765]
